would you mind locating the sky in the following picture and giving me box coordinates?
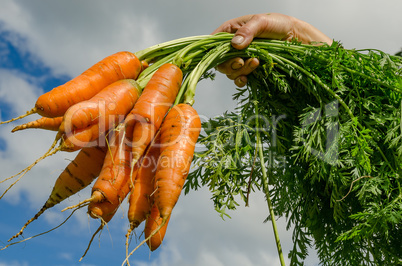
[0,1,401,266]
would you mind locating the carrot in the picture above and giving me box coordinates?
[81,179,143,263]
[60,79,141,133]
[153,103,201,220]
[77,124,136,262]
[87,200,120,223]
[80,138,135,263]
[0,51,143,124]
[58,79,141,151]
[60,124,101,152]
[63,123,134,213]
[144,203,171,251]
[11,116,63,133]
[124,134,160,260]
[88,126,133,208]
[123,104,201,262]
[80,172,134,262]
[26,78,139,154]
[125,63,182,167]
[8,145,107,241]
[127,135,160,231]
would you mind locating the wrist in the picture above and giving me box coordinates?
[292,17,332,45]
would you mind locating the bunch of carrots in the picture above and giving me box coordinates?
[0,45,203,262]
[0,32,280,263]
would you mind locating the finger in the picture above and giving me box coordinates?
[231,13,293,49]
[215,58,245,74]
[211,15,254,35]
[230,15,268,49]
[234,76,248,87]
[226,58,259,80]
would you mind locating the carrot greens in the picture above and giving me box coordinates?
[183,34,402,265]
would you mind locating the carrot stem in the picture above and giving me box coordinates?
[136,51,179,88]
[178,42,232,105]
[252,85,286,266]
[135,35,211,60]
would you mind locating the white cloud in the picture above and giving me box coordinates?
[283,0,402,54]
[0,69,42,117]
[0,0,163,78]
[130,187,301,266]
[0,69,61,204]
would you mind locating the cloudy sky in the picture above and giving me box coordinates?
[0,1,401,265]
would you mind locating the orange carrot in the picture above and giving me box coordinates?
[60,79,141,133]
[78,125,135,262]
[60,123,101,152]
[0,51,143,124]
[87,200,120,224]
[79,198,123,262]
[154,103,201,220]
[80,187,134,262]
[88,126,133,207]
[58,79,141,151]
[35,52,142,118]
[125,63,182,166]
[77,124,136,261]
[144,203,171,251]
[8,145,107,241]
[11,117,63,133]
[63,123,134,214]
[124,104,201,262]
[127,135,160,229]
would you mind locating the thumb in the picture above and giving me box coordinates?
[230,16,265,49]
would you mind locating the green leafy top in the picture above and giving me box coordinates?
[136,34,402,265]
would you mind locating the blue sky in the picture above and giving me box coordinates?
[0,1,401,266]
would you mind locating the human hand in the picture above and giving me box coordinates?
[212,13,332,87]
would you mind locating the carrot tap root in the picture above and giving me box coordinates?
[122,215,170,266]
[0,139,61,200]
[61,190,104,212]
[0,107,37,125]
[79,222,107,262]
[2,206,79,249]
[11,116,63,133]
[8,204,49,242]
[8,144,106,240]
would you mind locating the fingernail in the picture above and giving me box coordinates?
[235,76,247,87]
[231,61,242,70]
[232,35,244,45]
[251,58,259,67]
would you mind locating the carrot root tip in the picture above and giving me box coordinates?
[0,107,37,125]
[8,204,49,242]
[122,217,168,266]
